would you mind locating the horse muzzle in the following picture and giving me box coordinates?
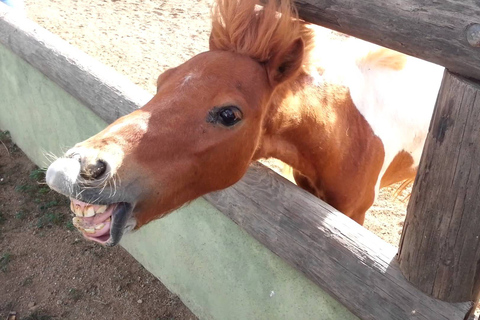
[46,156,137,246]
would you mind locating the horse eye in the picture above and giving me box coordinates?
[219,107,242,126]
[208,106,243,127]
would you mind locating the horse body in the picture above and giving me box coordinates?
[256,27,443,223]
[46,0,443,245]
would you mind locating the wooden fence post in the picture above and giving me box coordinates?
[398,70,480,312]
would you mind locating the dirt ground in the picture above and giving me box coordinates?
[1,0,415,319]
[0,132,197,319]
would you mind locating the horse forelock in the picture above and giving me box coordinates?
[210,0,314,66]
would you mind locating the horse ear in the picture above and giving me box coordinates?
[209,33,219,51]
[266,37,304,87]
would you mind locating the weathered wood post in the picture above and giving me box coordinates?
[398,71,480,315]
[291,1,480,316]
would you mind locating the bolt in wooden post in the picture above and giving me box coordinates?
[467,24,480,48]
[398,70,480,314]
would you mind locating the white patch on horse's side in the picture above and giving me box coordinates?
[347,47,444,190]
[306,26,443,196]
[307,66,324,87]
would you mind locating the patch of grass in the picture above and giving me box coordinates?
[15,211,26,220]
[29,168,46,182]
[0,252,12,272]
[37,186,50,195]
[0,130,10,141]
[15,184,36,193]
[36,212,64,229]
[68,288,82,302]
[66,220,75,231]
[23,311,53,320]
[0,131,18,153]
[39,200,59,210]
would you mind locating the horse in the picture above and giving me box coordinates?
[46,0,443,246]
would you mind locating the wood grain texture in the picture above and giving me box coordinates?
[0,5,152,124]
[205,163,472,320]
[398,71,480,306]
[294,0,480,80]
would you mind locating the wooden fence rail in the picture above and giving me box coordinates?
[205,164,471,320]
[294,0,480,81]
[293,0,480,317]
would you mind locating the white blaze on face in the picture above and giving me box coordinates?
[306,26,444,195]
[180,71,201,88]
[182,74,194,86]
[99,111,151,172]
[104,112,150,136]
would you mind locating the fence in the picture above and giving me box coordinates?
[294,0,480,315]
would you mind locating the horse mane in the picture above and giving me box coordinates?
[210,0,314,65]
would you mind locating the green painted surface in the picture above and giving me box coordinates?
[123,198,358,320]
[0,42,358,320]
[0,44,108,167]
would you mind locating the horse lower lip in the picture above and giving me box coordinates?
[106,202,132,246]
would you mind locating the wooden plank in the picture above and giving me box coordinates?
[205,163,472,320]
[0,5,151,124]
[398,71,480,309]
[293,0,480,80]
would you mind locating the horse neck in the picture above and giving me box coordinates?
[254,72,355,179]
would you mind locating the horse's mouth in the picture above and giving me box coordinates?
[69,199,133,246]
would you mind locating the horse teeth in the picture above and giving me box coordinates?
[84,228,95,234]
[72,217,82,228]
[84,206,95,217]
[74,204,83,217]
[94,223,105,230]
[70,202,75,213]
[96,205,107,214]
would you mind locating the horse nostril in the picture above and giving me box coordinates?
[82,160,107,180]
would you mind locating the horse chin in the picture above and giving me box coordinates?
[69,199,135,246]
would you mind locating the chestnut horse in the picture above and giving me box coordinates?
[46,0,443,246]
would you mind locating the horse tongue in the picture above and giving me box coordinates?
[93,205,116,224]
[77,205,114,228]
[83,220,111,238]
